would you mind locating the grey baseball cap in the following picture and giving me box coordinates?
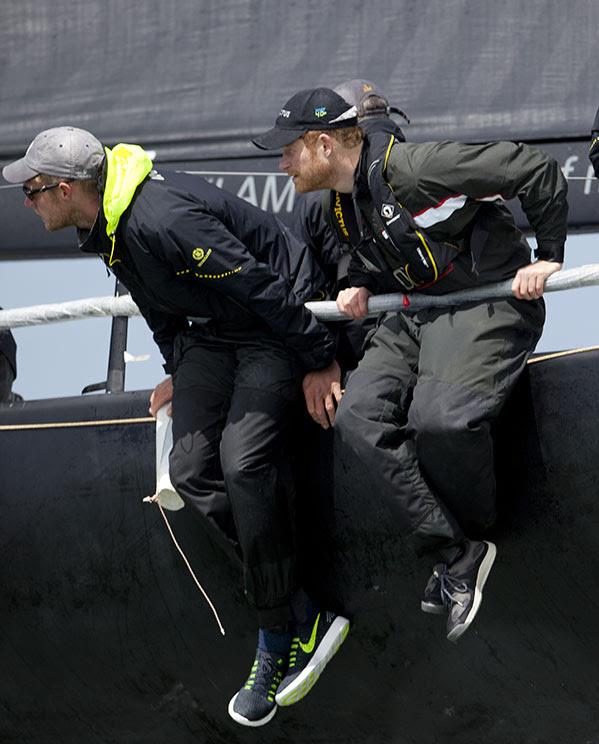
[334,79,410,123]
[2,126,104,183]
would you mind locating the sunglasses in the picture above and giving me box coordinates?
[22,181,69,199]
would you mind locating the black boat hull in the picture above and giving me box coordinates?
[1,351,599,744]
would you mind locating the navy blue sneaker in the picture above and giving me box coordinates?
[228,649,287,727]
[439,540,497,642]
[275,610,349,707]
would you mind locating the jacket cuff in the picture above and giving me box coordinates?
[348,274,380,294]
[298,336,337,372]
[534,241,564,263]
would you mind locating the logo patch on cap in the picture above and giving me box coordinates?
[279,109,291,118]
[314,106,327,118]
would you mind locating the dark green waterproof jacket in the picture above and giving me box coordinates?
[349,138,568,294]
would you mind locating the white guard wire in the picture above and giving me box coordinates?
[1,265,599,329]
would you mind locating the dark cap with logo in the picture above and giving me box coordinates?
[252,88,358,151]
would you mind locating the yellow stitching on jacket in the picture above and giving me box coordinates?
[194,266,242,280]
[176,268,192,276]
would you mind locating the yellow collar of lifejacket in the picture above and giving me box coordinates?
[102,143,153,265]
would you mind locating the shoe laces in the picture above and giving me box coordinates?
[244,653,285,699]
[435,567,469,609]
[289,635,301,670]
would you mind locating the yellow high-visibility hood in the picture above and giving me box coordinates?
[102,143,153,265]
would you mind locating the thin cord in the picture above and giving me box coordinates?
[145,495,226,636]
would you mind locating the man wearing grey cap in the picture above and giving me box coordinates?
[3,125,349,727]
[255,86,567,645]
[3,127,104,231]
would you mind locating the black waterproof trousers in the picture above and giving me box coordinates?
[169,326,303,629]
[335,298,545,557]
[0,352,15,403]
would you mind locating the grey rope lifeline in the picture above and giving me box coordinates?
[1,265,599,330]
[305,264,599,321]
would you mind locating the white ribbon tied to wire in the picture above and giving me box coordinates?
[1,265,599,330]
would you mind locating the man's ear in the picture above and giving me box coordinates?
[58,181,74,199]
[319,133,334,158]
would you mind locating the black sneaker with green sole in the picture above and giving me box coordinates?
[228,649,287,727]
[275,611,349,707]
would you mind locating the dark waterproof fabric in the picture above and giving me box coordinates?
[169,326,303,628]
[80,170,336,374]
[289,193,369,371]
[348,138,568,294]
[336,135,561,558]
[289,191,347,298]
[0,310,17,403]
[589,107,599,177]
[336,298,545,553]
[0,351,15,403]
[0,313,16,377]
[79,168,339,628]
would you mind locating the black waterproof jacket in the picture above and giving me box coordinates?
[80,170,336,373]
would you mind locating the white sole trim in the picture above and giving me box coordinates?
[227,692,277,727]
[275,616,350,707]
[447,541,497,643]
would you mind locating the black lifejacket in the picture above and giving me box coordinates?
[327,132,461,291]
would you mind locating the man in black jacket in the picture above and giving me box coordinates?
[255,87,566,644]
[3,126,349,727]
[0,323,19,403]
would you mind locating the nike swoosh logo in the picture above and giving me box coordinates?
[299,613,320,654]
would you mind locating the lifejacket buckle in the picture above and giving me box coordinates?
[392,267,417,291]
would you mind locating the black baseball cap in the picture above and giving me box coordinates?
[252,88,358,151]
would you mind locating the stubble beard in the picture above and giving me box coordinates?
[42,200,76,232]
[294,153,335,194]
[44,214,71,232]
